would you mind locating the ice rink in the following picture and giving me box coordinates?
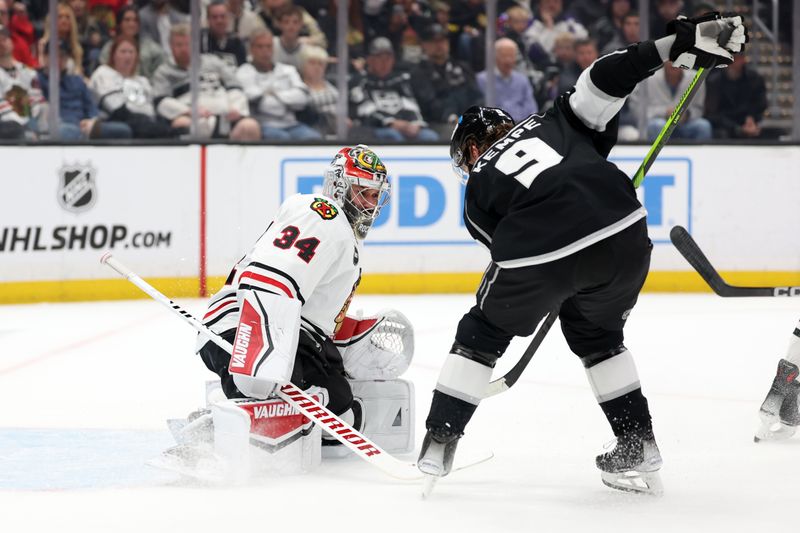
[1,292,798,532]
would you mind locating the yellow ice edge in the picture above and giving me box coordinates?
[2,271,800,304]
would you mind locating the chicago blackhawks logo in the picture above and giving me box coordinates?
[57,163,97,213]
[350,147,386,175]
[310,197,338,220]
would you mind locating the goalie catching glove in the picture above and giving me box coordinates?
[334,309,414,380]
[667,12,748,70]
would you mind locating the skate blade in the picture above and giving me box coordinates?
[754,420,797,442]
[421,474,439,499]
[600,470,663,496]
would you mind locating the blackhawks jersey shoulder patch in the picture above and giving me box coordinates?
[310,197,339,220]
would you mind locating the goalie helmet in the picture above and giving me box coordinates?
[323,145,391,240]
[450,106,515,182]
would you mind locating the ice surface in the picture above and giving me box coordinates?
[0,294,797,532]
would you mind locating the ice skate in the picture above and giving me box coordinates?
[754,359,800,442]
[596,430,663,496]
[418,429,460,499]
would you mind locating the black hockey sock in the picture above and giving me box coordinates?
[425,390,478,439]
[599,388,653,437]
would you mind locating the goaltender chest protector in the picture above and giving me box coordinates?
[465,102,643,268]
[243,194,362,338]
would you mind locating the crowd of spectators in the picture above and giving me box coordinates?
[0,0,781,142]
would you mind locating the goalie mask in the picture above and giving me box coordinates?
[450,106,515,183]
[323,145,390,240]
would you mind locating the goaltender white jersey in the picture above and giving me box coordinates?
[202,193,362,342]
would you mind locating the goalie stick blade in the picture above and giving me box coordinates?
[420,450,494,499]
[670,226,799,297]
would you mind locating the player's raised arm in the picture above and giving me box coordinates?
[568,12,747,133]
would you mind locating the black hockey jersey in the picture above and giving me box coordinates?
[465,41,664,268]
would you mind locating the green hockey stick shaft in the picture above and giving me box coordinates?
[632,66,708,188]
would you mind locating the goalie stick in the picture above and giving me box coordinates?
[670,226,800,297]
[100,252,424,480]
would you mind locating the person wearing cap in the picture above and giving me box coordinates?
[411,23,482,137]
[0,22,43,139]
[37,38,133,140]
[349,36,438,142]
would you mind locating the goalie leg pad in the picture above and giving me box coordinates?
[212,387,328,480]
[229,290,301,399]
[322,379,415,458]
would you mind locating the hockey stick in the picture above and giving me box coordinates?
[632,24,735,188]
[100,252,423,480]
[670,225,800,297]
[483,309,558,398]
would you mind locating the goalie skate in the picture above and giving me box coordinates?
[754,359,800,443]
[596,431,663,496]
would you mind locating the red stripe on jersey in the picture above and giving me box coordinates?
[203,298,236,319]
[240,271,295,299]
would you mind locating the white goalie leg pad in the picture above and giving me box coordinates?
[322,379,415,459]
[334,309,414,380]
[585,349,641,402]
[212,387,327,480]
[435,352,492,406]
[229,290,301,399]
[784,320,800,367]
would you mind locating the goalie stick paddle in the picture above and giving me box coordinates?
[99,252,422,481]
[670,226,800,297]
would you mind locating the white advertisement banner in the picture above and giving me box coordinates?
[206,144,800,276]
[0,146,201,282]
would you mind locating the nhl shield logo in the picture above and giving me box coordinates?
[57,163,97,213]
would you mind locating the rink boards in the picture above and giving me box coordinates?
[2,144,799,303]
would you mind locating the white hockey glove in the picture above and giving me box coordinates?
[667,12,748,70]
[334,309,414,380]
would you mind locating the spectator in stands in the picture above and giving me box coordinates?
[589,0,630,53]
[477,37,537,122]
[0,0,36,68]
[256,0,326,49]
[38,39,132,139]
[705,53,769,139]
[650,0,683,40]
[90,36,175,138]
[551,32,579,94]
[316,0,365,59]
[226,0,266,43]
[501,4,533,60]
[298,44,341,138]
[236,28,320,140]
[574,38,599,72]
[636,61,712,141]
[523,0,587,69]
[99,6,165,81]
[39,2,84,76]
[202,0,247,68]
[412,22,482,137]
[449,0,486,71]
[272,4,309,70]
[68,0,107,74]
[138,0,189,61]
[601,10,639,54]
[152,23,260,139]
[0,23,43,139]
[349,36,438,142]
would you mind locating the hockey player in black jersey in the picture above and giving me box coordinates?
[418,13,748,495]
